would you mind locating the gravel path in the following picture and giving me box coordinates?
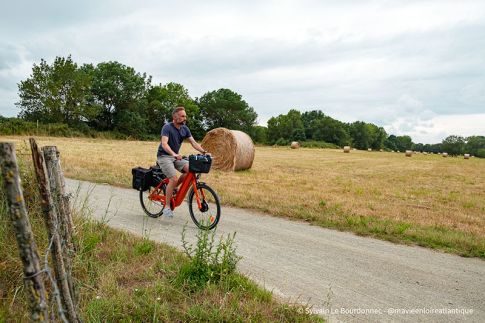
[67,178,484,322]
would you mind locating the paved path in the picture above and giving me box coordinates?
[67,179,484,322]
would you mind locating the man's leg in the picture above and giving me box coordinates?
[165,175,178,209]
[176,164,189,186]
[158,156,178,216]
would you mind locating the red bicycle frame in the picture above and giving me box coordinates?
[148,171,206,210]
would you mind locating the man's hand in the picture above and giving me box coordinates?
[173,154,182,160]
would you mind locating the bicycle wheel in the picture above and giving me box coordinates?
[188,183,221,230]
[139,184,166,218]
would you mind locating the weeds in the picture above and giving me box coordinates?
[176,224,242,290]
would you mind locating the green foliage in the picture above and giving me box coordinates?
[198,88,257,134]
[248,125,268,144]
[267,109,306,144]
[175,226,241,291]
[145,82,204,139]
[88,61,151,132]
[385,135,413,151]
[475,148,485,158]
[441,135,466,156]
[308,114,350,146]
[274,138,289,146]
[17,55,94,126]
[465,136,485,156]
[300,141,339,149]
[349,122,387,150]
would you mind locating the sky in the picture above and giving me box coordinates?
[1,0,484,143]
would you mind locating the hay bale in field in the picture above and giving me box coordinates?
[464,154,470,159]
[290,141,300,149]
[405,150,412,157]
[379,149,383,152]
[343,146,350,153]
[368,148,372,151]
[442,152,448,157]
[201,127,255,171]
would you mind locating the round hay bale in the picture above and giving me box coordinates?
[379,149,383,152]
[343,146,351,153]
[464,153,470,159]
[405,150,412,157]
[368,148,372,152]
[201,128,255,171]
[290,141,300,149]
[442,152,448,158]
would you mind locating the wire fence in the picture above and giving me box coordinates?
[0,139,79,322]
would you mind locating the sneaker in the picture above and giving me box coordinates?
[162,208,174,218]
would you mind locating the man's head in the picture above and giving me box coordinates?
[172,106,187,125]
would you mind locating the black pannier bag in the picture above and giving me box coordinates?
[132,167,152,191]
[189,154,212,173]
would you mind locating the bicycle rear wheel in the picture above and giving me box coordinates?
[139,184,166,218]
[188,183,221,230]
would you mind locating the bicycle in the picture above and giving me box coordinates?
[139,155,221,230]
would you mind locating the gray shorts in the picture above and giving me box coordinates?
[157,155,188,178]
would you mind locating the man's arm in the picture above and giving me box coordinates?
[188,136,207,154]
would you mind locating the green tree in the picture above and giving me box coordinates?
[441,135,465,156]
[89,61,151,132]
[198,89,257,133]
[301,110,326,139]
[267,109,305,144]
[349,121,373,149]
[384,135,398,151]
[311,116,350,146]
[465,136,485,156]
[17,56,93,125]
[395,135,413,151]
[248,125,268,144]
[145,82,203,139]
[369,125,387,150]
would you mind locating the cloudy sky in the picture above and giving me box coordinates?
[1,0,484,143]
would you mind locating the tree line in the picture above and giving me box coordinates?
[14,56,257,140]
[266,109,485,157]
[4,55,485,157]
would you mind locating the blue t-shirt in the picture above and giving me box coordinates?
[157,122,192,157]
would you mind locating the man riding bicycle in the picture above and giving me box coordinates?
[157,106,208,218]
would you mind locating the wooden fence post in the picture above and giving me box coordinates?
[42,146,77,305]
[29,138,78,323]
[0,142,49,322]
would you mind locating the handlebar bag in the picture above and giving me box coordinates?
[189,155,212,173]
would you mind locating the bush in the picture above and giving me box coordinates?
[476,149,485,158]
[274,138,289,146]
[175,226,241,291]
[300,140,339,149]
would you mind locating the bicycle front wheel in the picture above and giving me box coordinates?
[188,183,221,230]
[139,184,166,218]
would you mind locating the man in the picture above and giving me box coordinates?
[157,106,207,217]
